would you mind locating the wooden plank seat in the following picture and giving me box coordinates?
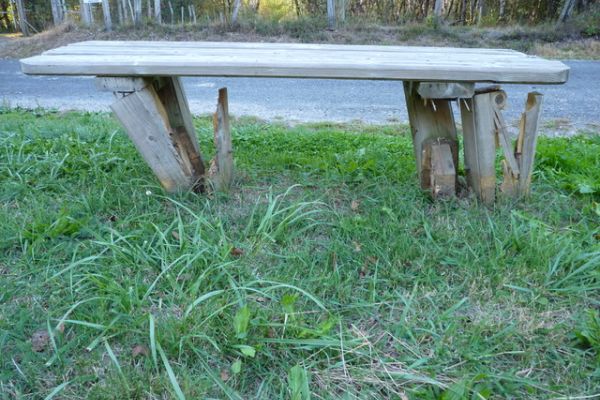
[20,41,570,202]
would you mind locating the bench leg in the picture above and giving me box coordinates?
[403,81,458,194]
[516,92,543,196]
[459,92,497,204]
[100,76,206,193]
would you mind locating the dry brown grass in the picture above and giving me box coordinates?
[2,20,599,59]
[534,38,600,59]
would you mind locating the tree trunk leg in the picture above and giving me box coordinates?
[459,93,497,204]
[403,81,458,192]
[100,76,206,193]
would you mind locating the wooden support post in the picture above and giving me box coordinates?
[422,138,456,199]
[403,81,458,192]
[209,88,234,191]
[460,92,497,204]
[516,92,543,196]
[100,76,206,193]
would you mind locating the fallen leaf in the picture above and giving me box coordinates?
[132,345,149,358]
[230,247,244,257]
[31,330,50,352]
[353,241,362,252]
[220,369,231,381]
[171,231,180,240]
[351,200,360,211]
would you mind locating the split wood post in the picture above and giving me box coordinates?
[459,91,498,204]
[422,138,456,199]
[101,0,112,31]
[403,81,458,192]
[98,76,206,193]
[15,0,28,36]
[154,0,161,23]
[516,92,543,196]
[210,88,234,191]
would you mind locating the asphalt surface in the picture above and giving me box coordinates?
[1,59,599,133]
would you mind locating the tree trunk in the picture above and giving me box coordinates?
[79,0,92,27]
[327,0,335,29]
[434,0,443,17]
[101,0,112,30]
[50,0,63,25]
[15,0,28,35]
[231,0,241,24]
[154,0,161,23]
[134,0,141,25]
[459,0,467,23]
[558,0,578,23]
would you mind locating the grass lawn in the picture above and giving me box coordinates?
[0,109,599,399]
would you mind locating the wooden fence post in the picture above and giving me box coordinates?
[15,0,28,36]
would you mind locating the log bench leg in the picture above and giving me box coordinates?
[97,76,206,193]
[459,91,498,204]
[403,81,458,196]
[460,89,543,203]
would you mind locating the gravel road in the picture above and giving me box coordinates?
[1,59,599,133]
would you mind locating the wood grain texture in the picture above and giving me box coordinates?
[155,76,206,192]
[20,40,570,84]
[110,83,194,192]
[517,92,543,196]
[210,87,233,191]
[404,82,458,190]
[460,94,497,204]
[422,139,456,199]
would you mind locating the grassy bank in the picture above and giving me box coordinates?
[2,15,600,60]
[0,110,599,399]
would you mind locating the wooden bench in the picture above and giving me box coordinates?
[20,41,570,203]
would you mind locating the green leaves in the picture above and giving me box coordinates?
[233,305,251,339]
[288,365,310,400]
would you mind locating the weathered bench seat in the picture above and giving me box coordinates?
[20,41,570,202]
[21,41,569,83]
